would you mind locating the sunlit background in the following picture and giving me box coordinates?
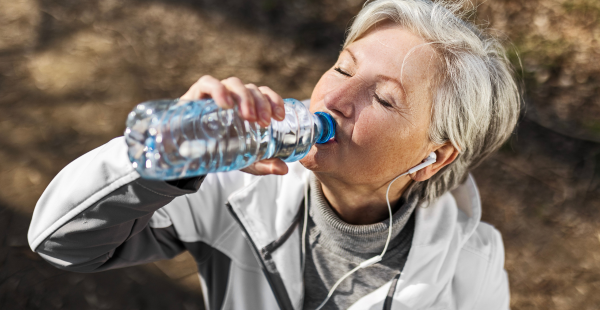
[0,0,599,309]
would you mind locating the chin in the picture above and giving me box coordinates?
[299,147,333,172]
[299,154,318,171]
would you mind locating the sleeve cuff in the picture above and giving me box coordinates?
[165,175,206,191]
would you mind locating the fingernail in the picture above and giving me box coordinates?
[260,112,270,123]
[260,113,271,127]
[276,107,285,119]
[227,96,234,108]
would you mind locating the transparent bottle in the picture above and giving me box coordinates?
[125,98,335,180]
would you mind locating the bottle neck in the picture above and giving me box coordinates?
[313,112,335,144]
[260,110,335,162]
[312,113,324,145]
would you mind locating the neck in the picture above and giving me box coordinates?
[314,173,413,225]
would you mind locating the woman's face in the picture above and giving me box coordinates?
[300,24,439,187]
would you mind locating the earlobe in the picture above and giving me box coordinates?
[407,152,437,175]
[409,165,433,182]
[410,143,459,182]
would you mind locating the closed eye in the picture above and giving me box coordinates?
[374,93,393,108]
[334,67,351,77]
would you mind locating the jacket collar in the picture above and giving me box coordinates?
[227,163,309,250]
[227,165,481,249]
[227,163,310,310]
[226,163,483,309]
[361,174,483,309]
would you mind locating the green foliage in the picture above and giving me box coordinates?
[260,0,280,12]
[509,36,572,91]
[563,0,600,25]
[583,120,600,134]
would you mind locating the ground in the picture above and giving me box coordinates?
[0,0,599,309]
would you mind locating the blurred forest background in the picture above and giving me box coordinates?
[0,0,599,309]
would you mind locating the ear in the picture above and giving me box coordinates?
[410,142,459,182]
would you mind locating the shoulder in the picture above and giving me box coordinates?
[453,222,509,309]
[462,222,504,261]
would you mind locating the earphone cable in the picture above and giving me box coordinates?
[306,153,435,309]
[310,171,408,310]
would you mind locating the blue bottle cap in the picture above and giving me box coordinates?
[314,112,336,144]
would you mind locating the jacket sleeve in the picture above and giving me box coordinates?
[27,137,204,272]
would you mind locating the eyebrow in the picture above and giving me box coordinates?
[344,48,406,98]
[345,48,358,64]
[375,74,405,95]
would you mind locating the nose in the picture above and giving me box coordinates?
[323,78,362,119]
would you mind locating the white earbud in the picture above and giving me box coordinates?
[407,152,437,174]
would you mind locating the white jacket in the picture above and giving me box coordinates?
[28,137,509,310]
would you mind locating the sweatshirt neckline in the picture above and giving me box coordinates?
[308,173,418,255]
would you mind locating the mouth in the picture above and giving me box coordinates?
[320,136,337,145]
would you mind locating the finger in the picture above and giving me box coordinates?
[222,77,256,122]
[246,84,272,127]
[241,159,288,175]
[259,86,286,121]
[181,75,234,108]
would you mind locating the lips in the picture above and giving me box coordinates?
[327,113,341,143]
[315,110,341,145]
[321,135,337,145]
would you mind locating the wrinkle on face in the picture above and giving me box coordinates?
[300,32,441,222]
[302,24,439,193]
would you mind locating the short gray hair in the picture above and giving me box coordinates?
[345,0,521,201]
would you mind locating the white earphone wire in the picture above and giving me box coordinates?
[312,171,408,310]
[381,171,409,257]
[308,152,435,310]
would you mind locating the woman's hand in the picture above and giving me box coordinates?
[181,75,289,176]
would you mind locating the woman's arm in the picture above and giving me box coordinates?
[28,137,203,272]
[28,75,288,272]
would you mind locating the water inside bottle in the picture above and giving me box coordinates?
[126,98,327,180]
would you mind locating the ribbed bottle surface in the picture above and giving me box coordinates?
[125,98,335,180]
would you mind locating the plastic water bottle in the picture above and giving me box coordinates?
[124,98,336,180]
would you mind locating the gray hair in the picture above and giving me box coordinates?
[345,0,521,201]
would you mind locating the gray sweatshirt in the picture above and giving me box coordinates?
[302,174,418,310]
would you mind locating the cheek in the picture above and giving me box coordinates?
[352,110,408,150]
[350,109,428,169]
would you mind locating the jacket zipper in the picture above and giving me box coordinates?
[225,202,295,310]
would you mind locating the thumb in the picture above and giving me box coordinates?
[241,158,288,176]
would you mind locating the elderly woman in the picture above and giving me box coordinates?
[28,0,520,309]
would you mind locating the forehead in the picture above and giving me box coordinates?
[347,24,438,90]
